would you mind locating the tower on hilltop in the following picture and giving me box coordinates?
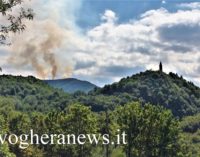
[159,62,163,72]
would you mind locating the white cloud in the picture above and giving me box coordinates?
[101,10,118,23]
[1,1,200,86]
[78,8,200,85]
[179,2,200,9]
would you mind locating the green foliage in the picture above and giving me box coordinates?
[0,75,73,112]
[0,98,191,157]
[1,71,199,118]
[180,113,200,157]
[92,71,200,117]
[11,144,44,157]
[63,104,98,157]
[43,104,98,157]
[181,113,200,133]
[0,142,16,157]
[9,113,31,135]
[0,73,198,156]
[115,102,183,157]
[111,148,125,157]
[0,114,16,157]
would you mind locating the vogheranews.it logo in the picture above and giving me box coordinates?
[0,129,127,149]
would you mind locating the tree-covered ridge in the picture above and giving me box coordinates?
[1,70,200,118]
[0,75,73,112]
[92,70,200,117]
[0,73,199,156]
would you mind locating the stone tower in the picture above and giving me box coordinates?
[159,62,162,72]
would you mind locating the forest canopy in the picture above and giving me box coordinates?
[0,71,199,156]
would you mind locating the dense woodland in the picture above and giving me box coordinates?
[91,70,200,117]
[0,70,200,156]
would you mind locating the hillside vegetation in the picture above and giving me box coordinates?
[0,75,72,112]
[91,70,200,117]
[0,98,189,157]
[0,72,199,156]
[1,70,200,118]
[180,113,200,156]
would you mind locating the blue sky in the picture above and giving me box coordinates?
[76,0,198,29]
[1,0,200,86]
[77,0,168,28]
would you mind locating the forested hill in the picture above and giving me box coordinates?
[0,71,200,117]
[91,70,200,117]
[0,75,72,112]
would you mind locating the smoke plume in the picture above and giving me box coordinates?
[9,20,72,79]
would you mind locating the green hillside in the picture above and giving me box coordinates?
[91,70,200,117]
[0,72,199,156]
[0,75,72,112]
[44,78,97,93]
[1,70,200,118]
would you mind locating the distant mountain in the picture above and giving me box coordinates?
[91,70,200,117]
[44,78,97,93]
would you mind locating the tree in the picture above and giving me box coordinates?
[115,102,142,157]
[0,114,16,157]
[0,0,34,44]
[115,102,184,157]
[62,104,98,157]
[43,104,98,157]
[97,109,119,157]
[9,112,31,135]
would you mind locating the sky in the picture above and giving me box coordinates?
[0,0,200,87]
